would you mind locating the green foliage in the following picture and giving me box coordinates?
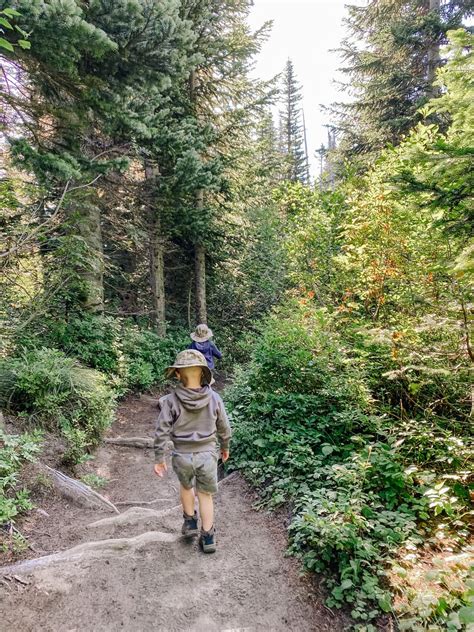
[0,3,471,630]
[32,315,188,393]
[279,59,309,184]
[394,554,474,631]
[331,2,472,167]
[228,305,411,617]
[244,301,370,410]
[275,182,345,303]
[336,31,473,328]
[0,429,41,525]
[344,317,472,424]
[228,300,472,625]
[0,348,115,463]
[1,529,29,555]
[120,325,189,391]
[404,28,474,240]
[80,473,108,489]
[0,6,30,52]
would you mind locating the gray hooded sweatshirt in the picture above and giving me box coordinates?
[154,385,231,463]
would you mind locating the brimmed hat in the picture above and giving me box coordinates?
[165,349,212,385]
[190,323,213,343]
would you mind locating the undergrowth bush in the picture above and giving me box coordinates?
[16,315,189,393]
[227,300,473,629]
[344,314,472,424]
[0,348,115,464]
[0,430,41,525]
[2,318,190,465]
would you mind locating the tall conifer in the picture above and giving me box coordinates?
[2,0,193,317]
[330,0,472,168]
[279,59,309,184]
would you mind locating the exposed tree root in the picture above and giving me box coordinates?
[115,498,176,506]
[218,471,238,486]
[0,531,177,576]
[86,507,172,530]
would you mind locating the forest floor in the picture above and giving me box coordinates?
[0,391,349,632]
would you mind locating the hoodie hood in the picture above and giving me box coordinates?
[174,385,212,411]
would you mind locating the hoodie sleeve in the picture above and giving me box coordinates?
[215,394,231,450]
[154,395,177,463]
[211,342,222,359]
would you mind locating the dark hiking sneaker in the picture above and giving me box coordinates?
[199,527,216,553]
[181,512,198,537]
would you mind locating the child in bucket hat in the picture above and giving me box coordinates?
[188,324,222,371]
[154,349,231,553]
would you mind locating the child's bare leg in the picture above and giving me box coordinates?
[180,484,195,516]
[197,491,214,531]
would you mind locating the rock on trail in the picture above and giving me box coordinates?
[0,394,344,632]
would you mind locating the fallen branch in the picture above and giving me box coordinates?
[35,463,119,514]
[104,437,153,449]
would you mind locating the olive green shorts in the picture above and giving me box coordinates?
[171,450,218,495]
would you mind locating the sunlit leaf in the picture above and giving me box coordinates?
[0,37,14,51]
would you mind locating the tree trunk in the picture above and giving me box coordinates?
[188,69,208,324]
[145,162,166,337]
[194,187,207,324]
[195,242,207,325]
[74,192,104,313]
[427,0,441,90]
[149,218,166,337]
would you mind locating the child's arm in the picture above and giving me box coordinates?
[211,341,222,360]
[215,395,231,461]
[153,396,176,476]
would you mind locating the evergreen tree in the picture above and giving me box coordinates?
[255,110,286,184]
[1,0,193,320]
[279,59,309,184]
[170,0,273,324]
[330,0,473,168]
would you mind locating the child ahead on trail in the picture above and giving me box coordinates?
[188,323,222,371]
[153,349,231,553]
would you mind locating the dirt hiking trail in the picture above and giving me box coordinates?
[0,394,346,632]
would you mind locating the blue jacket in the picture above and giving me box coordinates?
[188,340,222,370]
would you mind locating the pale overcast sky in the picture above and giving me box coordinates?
[247,0,363,175]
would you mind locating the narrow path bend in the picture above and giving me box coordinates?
[0,395,344,632]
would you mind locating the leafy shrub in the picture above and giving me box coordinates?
[24,315,189,393]
[0,348,115,463]
[243,300,370,406]
[46,315,124,375]
[343,316,472,424]
[80,473,108,489]
[227,301,472,626]
[120,325,189,391]
[0,430,41,525]
[392,554,474,631]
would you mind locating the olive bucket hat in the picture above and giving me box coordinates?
[190,323,213,343]
[165,349,212,385]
